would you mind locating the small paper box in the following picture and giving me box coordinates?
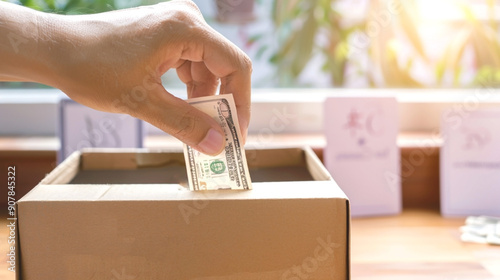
[441,109,500,217]
[16,148,350,280]
[324,97,400,217]
[58,99,144,163]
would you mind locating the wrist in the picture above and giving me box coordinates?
[0,3,67,86]
[0,3,41,81]
[2,5,87,88]
[32,12,79,88]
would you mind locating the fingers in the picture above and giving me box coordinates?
[157,0,252,143]
[205,40,252,142]
[218,62,252,142]
[134,83,226,156]
[179,26,252,143]
[176,60,220,99]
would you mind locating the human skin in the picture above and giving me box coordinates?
[0,0,252,155]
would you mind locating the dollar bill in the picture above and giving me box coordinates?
[183,94,252,191]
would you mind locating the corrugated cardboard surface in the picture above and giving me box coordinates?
[16,148,350,280]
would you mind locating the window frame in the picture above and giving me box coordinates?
[2,88,500,137]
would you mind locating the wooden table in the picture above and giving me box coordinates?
[2,210,499,279]
[351,210,500,279]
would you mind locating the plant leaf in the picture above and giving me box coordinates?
[255,45,268,60]
[446,27,472,84]
[397,0,427,60]
[290,12,318,77]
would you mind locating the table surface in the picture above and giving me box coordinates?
[350,210,500,280]
[1,209,499,279]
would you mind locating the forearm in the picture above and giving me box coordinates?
[0,2,60,84]
[0,0,251,155]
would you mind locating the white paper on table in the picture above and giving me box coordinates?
[324,97,400,217]
[441,109,500,217]
[58,99,144,163]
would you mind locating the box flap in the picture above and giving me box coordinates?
[19,181,348,202]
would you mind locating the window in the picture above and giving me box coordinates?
[216,0,500,88]
[2,0,500,136]
[3,0,500,89]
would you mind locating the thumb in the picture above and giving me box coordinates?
[133,86,225,156]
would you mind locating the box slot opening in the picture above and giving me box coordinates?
[68,165,315,184]
[61,148,324,185]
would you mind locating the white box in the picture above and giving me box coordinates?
[58,99,143,162]
[324,97,400,217]
[441,109,500,217]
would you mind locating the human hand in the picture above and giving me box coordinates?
[1,0,252,155]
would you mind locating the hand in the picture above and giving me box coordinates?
[0,0,252,155]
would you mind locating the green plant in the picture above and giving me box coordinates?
[260,0,500,88]
[265,0,360,86]
[7,0,151,14]
[260,0,426,87]
[366,0,426,87]
[436,1,500,87]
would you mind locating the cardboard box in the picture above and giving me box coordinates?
[16,148,350,280]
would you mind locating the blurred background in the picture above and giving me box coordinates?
[2,0,500,90]
[2,3,500,278]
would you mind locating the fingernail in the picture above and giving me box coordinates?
[198,128,224,155]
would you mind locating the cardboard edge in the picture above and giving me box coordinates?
[81,147,308,168]
[136,150,185,168]
[305,144,351,279]
[345,199,351,280]
[81,151,138,170]
[303,146,332,181]
[14,202,21,280]
[39,151,81,185]
[80,148,186,170]
[79,147,311,171]
[23,181,344,202]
